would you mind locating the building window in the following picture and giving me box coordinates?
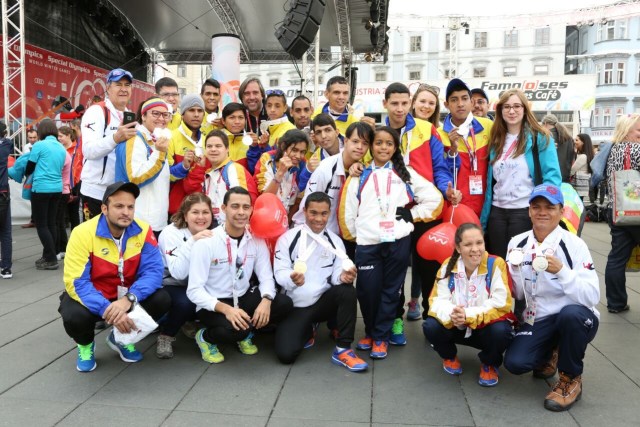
[473,67,486,78]
[409,70,421,81]
[534,64,549,75]
[616,107,625,122]
[269,78,279,87]
[637,64,640,84]
[445,33,451,50]
[504,29,518,47]
[535,28,550,46]
[410,36,422,52]
[178,87,186,97]
[603,107,612,127]
[443,68,452,79]
[617,20,627,39]
[616,62,625,84]
[375,71,387,82]
[177,64,186,78]
[474,32,487,48]
[597,20,627,41]
[503,66,517,77]
[604,63,613,84]
[595,64,602,84]
[593,107,600,127]
[580,32,588,52]
[317,75,324,84]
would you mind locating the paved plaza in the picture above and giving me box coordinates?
[0,222,638,426]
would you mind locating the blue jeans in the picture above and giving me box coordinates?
[160,286,197,337]
[504,305,599,377]
[605,209,640,310]
[423,317,513,366]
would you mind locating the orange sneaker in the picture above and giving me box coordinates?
[356,336,373,350]
[370,340,388,359]
[443,357,463,375]
[331,348,368,372]
[478,364,499,387]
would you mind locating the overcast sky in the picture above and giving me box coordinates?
[390,0,623,17]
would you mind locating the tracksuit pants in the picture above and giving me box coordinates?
[504,304,599,377]
[275,284,357,364]
[355,236,411,341]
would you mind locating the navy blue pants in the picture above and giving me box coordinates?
[160,286,197,337]
[355,236,411,341]
[423,317,513,366]
[504,304,599,377]
[0,194,12,269]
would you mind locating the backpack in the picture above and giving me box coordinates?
[447,255,498,295]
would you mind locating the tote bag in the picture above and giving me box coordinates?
[612,144,640,226]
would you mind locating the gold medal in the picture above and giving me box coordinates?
[293,260,307,274]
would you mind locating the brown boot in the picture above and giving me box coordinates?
[533,346,558,379]
[544,372,582,411]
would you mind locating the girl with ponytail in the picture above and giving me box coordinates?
[423,223,514,388]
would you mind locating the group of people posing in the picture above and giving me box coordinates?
[17,67,633,413]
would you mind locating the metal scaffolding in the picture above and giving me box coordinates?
[2,0,26,149]
[333,0,352,76]
[206,0,250,63]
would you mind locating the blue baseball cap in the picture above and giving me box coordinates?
[106,68,133,83]
[445,78,471,100]
[529,183,564,205]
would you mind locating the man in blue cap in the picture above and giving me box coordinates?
[503,183,600,412]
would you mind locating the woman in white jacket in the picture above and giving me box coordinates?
[339,126,443,360]
[156,193,214,358]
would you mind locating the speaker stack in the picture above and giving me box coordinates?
[274,0,325,59]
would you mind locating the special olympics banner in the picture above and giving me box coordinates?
[0,42,155,123]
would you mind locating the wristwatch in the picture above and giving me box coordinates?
[262,294,273,301]
[125,292,137,312]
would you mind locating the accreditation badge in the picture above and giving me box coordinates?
[468,175,483,195]
[379,220,395,243]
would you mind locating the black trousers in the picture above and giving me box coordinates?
[485,206,532,260]
[197,286,293,344]
[274,284,357,364]
[406,220,442,318]
[31,192,61,262]
[58,290,171,345]
[81,194,102,221]
[55,194,70,253]
[0,193,12,269]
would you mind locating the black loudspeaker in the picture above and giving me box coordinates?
[275,0,325,59]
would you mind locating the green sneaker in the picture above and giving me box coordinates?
[237,332,258,355]
[195,328,224,363]
[389,317,407,346]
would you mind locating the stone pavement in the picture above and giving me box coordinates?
[0,222,638,426]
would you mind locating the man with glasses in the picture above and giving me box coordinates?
[187,187,293,364]
[155,77,182,130]
[80,68,137,219]
[471,88,493,121]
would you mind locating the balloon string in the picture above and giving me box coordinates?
[450,154,458,223]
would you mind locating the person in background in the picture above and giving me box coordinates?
[298,114,342,185]
[290,95,313,131]
[238,77,267,144]
[55,127,73,260]
[0,123,13,278]
[411,84,441,127]
[219,102,250,170]
[423,223,513,387]
[570,133,595,202]
[21,128,39,229]
[60,126,82,231]
[480,89,561,259]
[604,114,640,314]
[155,77,182,131]
[200,78,222,135]
[470,88,493,120]
[25,119,67,270]
[542,114,574,184]
[156,193,214,359]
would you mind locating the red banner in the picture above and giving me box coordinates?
[0,42,155,123]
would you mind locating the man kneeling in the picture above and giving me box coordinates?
[273,192,367,372]
[187,187,293,363]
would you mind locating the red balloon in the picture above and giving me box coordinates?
[249,194,288,239]
[7,156,15,168]
[441,203,480,227]
[417,222,457,264]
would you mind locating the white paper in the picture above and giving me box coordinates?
[112,304,158,346]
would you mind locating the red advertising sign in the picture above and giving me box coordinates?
[0,42,155,122]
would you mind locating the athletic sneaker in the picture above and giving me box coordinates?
[331,348,368,372]
[156,334,175,359]
[406,300,421,321]
[106,330,143,362]
[195,328,224,363]
[181,321,198,339]
[370,340,388,359]
[237,332,258,355]
[36,261,59,270]
[478,364,499,387]
[76,342,97,372]
[1,268,12,279]
[356,336,373,351]
[443,357,463,375]
[304,323,319,349]
[389,318,407,346]
[94,320,107,331]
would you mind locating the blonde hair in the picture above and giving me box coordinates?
[612,114,640,143]
[411,84,441,127]
[489,89,550,165]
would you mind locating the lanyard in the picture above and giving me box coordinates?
[112,235,125,286]
[453,258,474,338]
[135,131,154,158]
[460,128,478,174]
[226,236,248,308]
[372,167,393,218]
[501,137,518,162]
[276,167,298,208]
[296,229,317,264]
[302,224,350,261]
[204,170,225,208]
[402,129,413,165]
[179,125,203,148]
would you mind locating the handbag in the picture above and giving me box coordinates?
[612,144,640,226]
[22,174,33,201]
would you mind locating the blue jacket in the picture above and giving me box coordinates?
[28,135,67,193]
[480,130,561,229]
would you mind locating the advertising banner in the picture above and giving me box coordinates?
[212,34,241,106]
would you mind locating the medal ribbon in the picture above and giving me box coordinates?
[372,166,393,218]
[226,236,248,308]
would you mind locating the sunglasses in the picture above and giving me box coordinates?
[418,84,440,95]
[266,89,285,96]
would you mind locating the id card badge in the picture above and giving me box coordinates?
[117,285,128,299]
[469,175,483,195]
[523,301,537,326]
[379,220,395,243]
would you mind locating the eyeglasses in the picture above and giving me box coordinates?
[266,89,285,96]
[149,111,172,120]
[418,84,440,95]
[159,92,180,99]
[502,104,524,112]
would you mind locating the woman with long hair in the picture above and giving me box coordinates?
[480,89,561,259]
[58,126,81,233]
[604,114,640,313]
[423,223,513,387]
[542,114,575,183]
[340,126,443,360]
[156,193,214,358]
[411,84,441,127]
[571,133,595,200]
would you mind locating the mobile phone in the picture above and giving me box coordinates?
[123,111,136,125]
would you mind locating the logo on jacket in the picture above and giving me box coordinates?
[211,258,219,265]
[85,122,95,131]
[583,262,594,270]
[101,248,109,256]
